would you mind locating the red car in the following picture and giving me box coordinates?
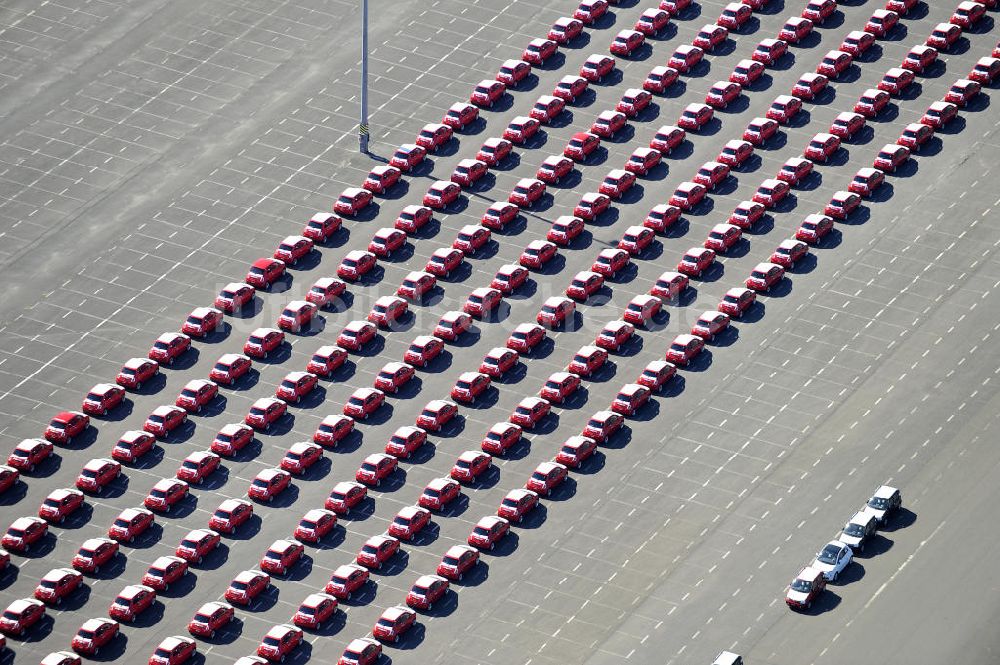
[523,37,557,65]
[817,50,852,78]
[745,262,786,291]
[537,296,575,328]
[306,345,347,377]
[753,38,787,65]
[117,357,159,390]
[35,567,83,604]
[617,88,652,118]
[753,178,791,208]
[509,177,546,208]
[337,320,377,351]
[175,378,219,413]
[537,155,574,185]
[437,544,480,581]
[424,180,462,209]
[503,115,541,145]
[142,555,188,591]
[575,0,608,24]
[693,161,730,190]
[554,75,588,103]
[8,437,52,472]
[247,468,291,503]
[326,563,369,599]
[771,238,809,269]
[482,422,523,455]
[81,383,125,417]
[866,8,899,37]
[644,203,681,233]
[108,584,155,622]
[802,0,836,22]
[337,250,377,281]
[477,137,513,166]
[0,598,45,636]
[510,396,551,429]
[76,457,121,494]
[564,131,600,161]
[830,112,865,140]
[645,65,679,93]
[650,271,689,301]
[294,593,339,630]
[731,60,765,89]
[531,96,565,126]
[693,24,728,51]
[921,101,958,128]
[669,179,707,210]
[767,94,802,123]
[491,264,529,295]
[72,617,120,655]
[743,116,779,145]
[211,423,254,456]
[368,295,408,328]
[426,247,465,278]
[854,88,890,118]
[340,638,383,665]
[580,53,616,81]
[356,453,398,487]
[294,508,337,543]
[520,239,558,270]
[143,405,186,438]
[260,539,304,575]
[718,287,757,318]
[416,123,453,152]
[181,306,222,338]
[566,270,604,301]
[469,515,511,550]
[886,0,918,13]
[245,397,286,431]
[665,333,705,366]
[778,157,813,185]
[540,371,582,404]
[848,167,885,197]
[144,478,189,513]
[874,143,910,172]
[209,498,254,534]
[610,29,644,56]
[596,320,635,352]
[397,270,436,302]
[556,435,598,468]
[897,122,933,151]
[470,79,506,107]
[599,169,636,200]
[636,7,670,34]
[416,399,459,431]
[38,487,84,523]
[312,414,353,447]
[107,507,154,543]
[677,247,716,277]
[927,22,963,50]
[805,132,841,162]
[841,30,875,57]
[363,165,401,195]
[945,78,981,107]
[450,159,488,189]
[706,81,742,109]
[187,601,234,639]
[149,636,197,665]
[825,190,862,219]
[407,574,450,611]
[246,257,286,289]
[243,327,284,359]
[969,56,1000,84]
[435,311,473,341]
[404,335,445,367]
[497,59,531,87]
[453,224,491,256]
[463,287,502,319]
[549,16,584,44]
[902,45,938,73]
[612,383,652,416]
[624,294,662,327]
[480,347,519,378]
[678,102,713,131]
[368,227,407,258]
[498,488,540,523]
[779,16,813,43]
[395,206,433,235]
[451,450,492,483]
[574,191,611,221]
[592,247,631,277]
[148,331,191,365]
[225,570,270,605]
[637,360,677,392]
[325,482,367,516]
[796,213,834,244]
[507,322,547,353]
[344,387,385,420]
[73,536,119,573]
[718,140,754,169]
[356,534,400,569]
[792,73,828,100]
[388,505,431,541]
[691,311,731,341]
[389,144,426,172]
[281,441,323,475]
[419,477,461,511]
[303,212,342,242]
[374,361,415,394]
[209,353,251,385]
[482,202,519,233]
[273,234,314,266]
[451,371,491,403]
[951,1,985,28]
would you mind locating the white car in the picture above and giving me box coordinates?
[812,540,853,581]
[864,484,901,525]
[839,510,878,552]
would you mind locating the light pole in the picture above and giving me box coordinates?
[359,0,370,153]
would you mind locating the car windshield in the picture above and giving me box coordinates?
[2,611,19,620]
[230,581,247,591]
[790,578,813,592]
[362,545,378,555]
[251,479,269,488]
[424,488,440,498]
[844,523,866,537]
[154,648,172,657]
[817,545,841,563]
[501,498,519,508]
[78,629,96,639]
[185,316,202,326]
[146,568,164,577]
[751,270,766,279]
[193,612,211,623]
[181,539,200,549]
[868,496,890,510]
[113,597,131,606]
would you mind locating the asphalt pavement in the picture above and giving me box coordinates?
[1,0,999,664]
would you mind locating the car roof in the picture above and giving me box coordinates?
[398,505,426,519]
[874,484,898,498]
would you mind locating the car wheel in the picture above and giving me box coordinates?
[346,591,352,601]
[197,555,203,564]
[262,350,269,359]
[58,514,65,524]
[458,572,464,582]
[280,655,286,663]
[167,356,174,366]
[210,630,215,639]
[163,583,170,591]
[128,534,134,543]
[267,495,273,503]
[488,542,495,551]
[136,382,142,390]
[165,504,171,513]
[427,602,433,611]
[55,596,62,606]
[375,478,381,487]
